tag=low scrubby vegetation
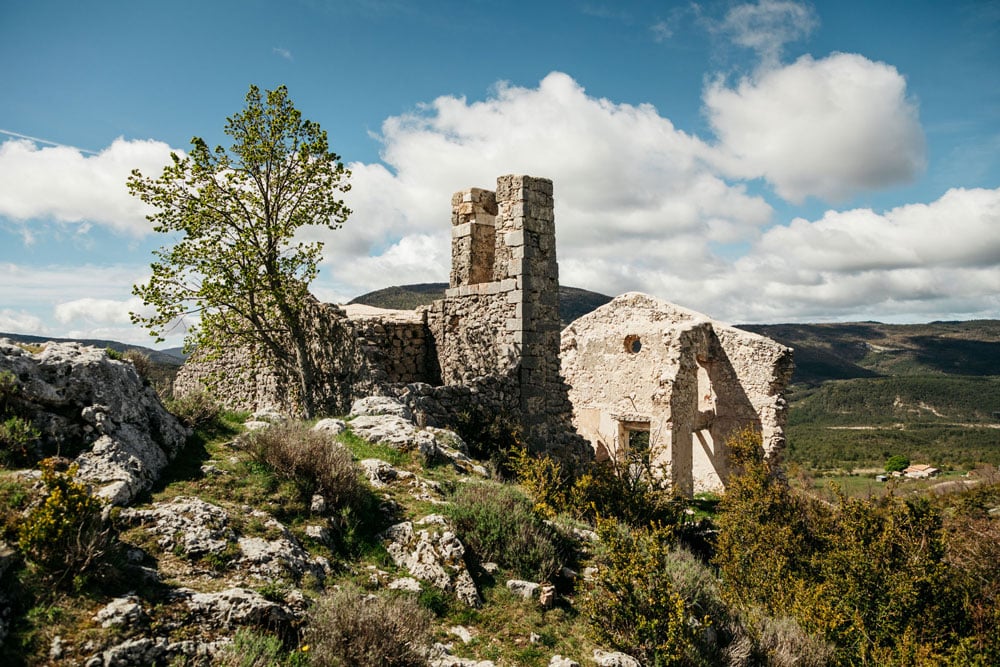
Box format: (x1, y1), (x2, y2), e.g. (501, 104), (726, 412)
(305, 587), (433, 667)
(17, 459), (113, 588)
(445, 483), (564, 582)
(243, 423), (364, 508)
(0, 389), (997, 665)
(165, 389), (222, 428)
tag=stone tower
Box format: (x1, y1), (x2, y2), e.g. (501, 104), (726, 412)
(429, 174), (564, 448)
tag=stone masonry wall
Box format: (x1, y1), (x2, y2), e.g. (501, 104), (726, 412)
(174, 297), (378, 417)
(428, 175), (570, 450)
(345, 305), (440, 386)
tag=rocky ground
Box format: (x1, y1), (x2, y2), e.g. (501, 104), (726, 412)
(0, 340), (640, 666)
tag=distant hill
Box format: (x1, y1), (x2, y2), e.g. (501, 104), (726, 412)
(736, 321), (1000, 469)
(349, 283), (613, 327)
(0, 332), (186, 367)
(738, 320), (1000, 385)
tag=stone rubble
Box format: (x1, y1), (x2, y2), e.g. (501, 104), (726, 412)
(549, 656), (581, 667)
(120, 496), (236, 559)
(311, 417), (347, 435)
(183, 587), (296, 629)
(350, 395), (414, 420)
(348, 414), (439, 457)
(506, 579), (541, 599)
(94, 596), (147, 629)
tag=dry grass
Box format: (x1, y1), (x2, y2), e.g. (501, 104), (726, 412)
(306, 587), (432, 667)
(244, 423), (363, 508)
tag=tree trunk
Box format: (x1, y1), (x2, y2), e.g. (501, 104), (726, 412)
(290, 326), (316, 420)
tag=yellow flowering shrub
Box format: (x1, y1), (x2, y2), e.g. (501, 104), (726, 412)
(585, 518), (711, 666)
(18, 458), (109, 583)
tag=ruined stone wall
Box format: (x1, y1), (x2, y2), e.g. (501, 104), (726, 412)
(428, 175), (572, 450)
(345, 305), (439, 387)
(560, 292), (793, 495)
(714, 327), (795, 462)
(174, 297), (378, 417)
(172, 345), (283, 414)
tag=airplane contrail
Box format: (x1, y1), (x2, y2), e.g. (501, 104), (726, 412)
(0, 128), (99, 155)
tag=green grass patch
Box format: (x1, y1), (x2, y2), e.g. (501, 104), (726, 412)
(337, 427), (410, 467)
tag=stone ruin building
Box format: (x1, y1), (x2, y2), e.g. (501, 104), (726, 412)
(561, 293), (793, 495)
(174, 174), (793, 494)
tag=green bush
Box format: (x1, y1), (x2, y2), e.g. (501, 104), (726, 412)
(244, 423), (363, 508)
(0, 416), (40, 466)
(122, 349), (153, 381)
(0, 370), (18, 414)
(449, 406), (522, 478)
(511, 445), (682, 527)
(216, 628), (308, 667)
(305, 587), (432, 667)
(723, 614), (835, 667)
(885, 454), (910, 473)
(18, 458), (111, 586)
(445, 482), (563, 581)
(715, 428), (978, 663)
(508, 446), (573, 519)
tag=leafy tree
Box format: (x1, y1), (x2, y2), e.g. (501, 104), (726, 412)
(885, 454), (910, 473)
(129, 85), (351, 418)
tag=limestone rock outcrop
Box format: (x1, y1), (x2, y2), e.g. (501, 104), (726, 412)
(382, 514), (481, 607)
(0, 339), (188, 504)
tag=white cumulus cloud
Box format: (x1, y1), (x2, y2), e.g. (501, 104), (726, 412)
(0, 309), (47, 335)
(0, 136), (176, 236)
(318, 71), (773, 300)
(722, 187), (1000, 321)
(54, 296), (146, 326)
(704, 53), (926, 203)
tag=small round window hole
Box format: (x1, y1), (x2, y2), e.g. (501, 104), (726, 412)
(624, 335), (642, 354)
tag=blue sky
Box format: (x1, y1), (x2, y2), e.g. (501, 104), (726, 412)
(1, 0), (998, 348)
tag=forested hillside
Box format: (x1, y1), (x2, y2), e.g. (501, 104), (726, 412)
(740, 321), (1000, 469)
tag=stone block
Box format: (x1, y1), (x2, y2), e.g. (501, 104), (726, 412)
(523, 215), (554, 234)
(499, 278), (518, 292)
(452, 222), (472, 237)
(504, 230), (524, 247)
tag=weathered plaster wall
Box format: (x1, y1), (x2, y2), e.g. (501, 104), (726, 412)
(561, 292), (793, 494)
